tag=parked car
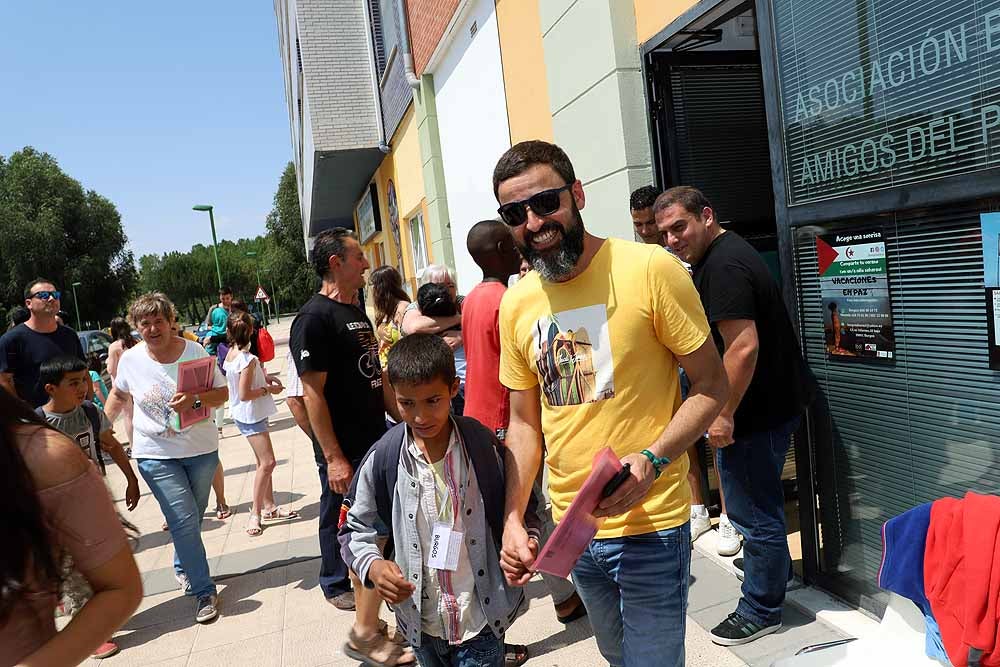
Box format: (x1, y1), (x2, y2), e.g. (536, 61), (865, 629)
(78, 329), (113, 387)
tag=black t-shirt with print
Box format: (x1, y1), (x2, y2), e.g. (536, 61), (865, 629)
(289, 294), (386, 459)
(692, 231), (811, 436)
(0, 323), (85, 407)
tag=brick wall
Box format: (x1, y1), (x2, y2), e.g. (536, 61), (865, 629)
(406, 0), (460, 74)
(295, 0), (381, 151)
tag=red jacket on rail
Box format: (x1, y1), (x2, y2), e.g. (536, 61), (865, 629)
(925, 491), (1000, 667)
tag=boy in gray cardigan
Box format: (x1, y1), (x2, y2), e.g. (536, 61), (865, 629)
(339, 334), (539, 667)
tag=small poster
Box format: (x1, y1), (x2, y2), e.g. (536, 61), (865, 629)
(816, 229), (895, 360)
(980, 213), (1000, 370)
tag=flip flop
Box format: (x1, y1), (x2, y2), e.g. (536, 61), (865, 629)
(215, 504), (233, 520)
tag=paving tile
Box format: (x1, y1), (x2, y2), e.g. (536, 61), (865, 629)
(688, 554), (743, 613)
(102, 617), (200, 666)
(191, 569), (287, 652)
(282, 618), (353, 667)
(283, 559), (330, 630)
(188, 630), (283, 667)
(124, 588), (195, 632)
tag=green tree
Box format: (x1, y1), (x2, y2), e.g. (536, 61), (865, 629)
(263, 162), (315, 310)
(0, 147), (137, 328)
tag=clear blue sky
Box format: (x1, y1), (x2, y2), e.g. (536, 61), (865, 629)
(0, 2), (292, 259)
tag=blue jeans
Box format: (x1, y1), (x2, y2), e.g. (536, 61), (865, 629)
(137, 450), (219, 599)
(412, 627), (503, 667)
(572, 523), (691, 667)
(715, 416), (799, 626)
(313, 435), (361, 598)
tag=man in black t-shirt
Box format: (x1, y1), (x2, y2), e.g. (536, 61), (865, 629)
(657, 187), (811, 647)
(289, 227), (409, 662)
(0, 278), (87, 407)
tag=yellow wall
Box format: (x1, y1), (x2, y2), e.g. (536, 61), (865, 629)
(361, 105), (428, 292)
(496, 0), (553, 143)
(634, 0), (697, 45)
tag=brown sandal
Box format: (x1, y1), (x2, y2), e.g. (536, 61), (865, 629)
(343, 627), (415, 666)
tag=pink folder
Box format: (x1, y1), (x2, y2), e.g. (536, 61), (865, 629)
(174, 357), (215, 430)
(532, 447), (624, 579)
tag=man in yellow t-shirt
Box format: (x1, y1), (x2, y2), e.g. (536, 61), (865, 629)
(493, 141), (729, 667)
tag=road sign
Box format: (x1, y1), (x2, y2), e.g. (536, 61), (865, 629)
(254, 286), (269, 301)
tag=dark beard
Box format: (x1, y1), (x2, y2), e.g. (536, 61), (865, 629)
(516, 205), (586, 282)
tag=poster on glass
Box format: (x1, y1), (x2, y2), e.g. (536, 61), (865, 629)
(980, 213), (1000, 370)
(816, 229), (895, 360)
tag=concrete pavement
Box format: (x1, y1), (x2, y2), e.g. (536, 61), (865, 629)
(88, 319), (845, 666)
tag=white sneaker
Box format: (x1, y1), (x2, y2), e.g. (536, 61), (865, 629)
(690, 511), (712, 542)
(717, 516), (743, 557)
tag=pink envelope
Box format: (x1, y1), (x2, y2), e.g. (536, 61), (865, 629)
(532, 447), (624, 579)
(175, 357), (215, 430)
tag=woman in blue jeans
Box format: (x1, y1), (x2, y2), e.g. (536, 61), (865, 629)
(106, 292), (228, 625)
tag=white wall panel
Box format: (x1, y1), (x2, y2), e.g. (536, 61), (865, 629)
(432, 0), (511, 295)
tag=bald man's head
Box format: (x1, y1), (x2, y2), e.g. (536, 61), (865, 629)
(467, 219), (522, 279)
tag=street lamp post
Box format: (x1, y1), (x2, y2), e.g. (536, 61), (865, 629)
(245, 251), (268, 326)
(71, 282), (82, 331)
(193, 205), (223, 290)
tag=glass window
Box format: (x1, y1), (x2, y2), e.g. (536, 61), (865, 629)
(409, 212), (429, 277)
(772, 0), (1000, 206)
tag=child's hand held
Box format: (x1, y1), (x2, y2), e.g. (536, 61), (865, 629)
(369, 560), (415, 604)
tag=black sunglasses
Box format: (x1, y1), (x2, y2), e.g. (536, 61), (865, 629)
(497, 184), (572, 227)
(30, 290), (61, 301)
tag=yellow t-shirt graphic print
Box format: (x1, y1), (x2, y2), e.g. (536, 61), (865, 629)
(500, 239), (710, 538)
(535, 304), (615, 406)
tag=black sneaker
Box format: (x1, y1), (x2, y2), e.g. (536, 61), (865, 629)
(195, 594), (219, 623)
(710, 611), (781, 646)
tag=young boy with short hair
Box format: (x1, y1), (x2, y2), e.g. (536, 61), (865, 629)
(38, 355), (141, 659)
(339, 334), (538, 667)
(38, 355), (140, 508)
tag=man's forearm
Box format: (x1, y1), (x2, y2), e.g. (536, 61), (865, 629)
(720, 343), (757, 418)
(303, 391), (345, 462)
(502, 421), (542, 523)
(648, 372), (728, 462)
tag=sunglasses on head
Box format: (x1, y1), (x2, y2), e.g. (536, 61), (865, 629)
(30, 290), (61, 301)
(497, 184), (572, 227)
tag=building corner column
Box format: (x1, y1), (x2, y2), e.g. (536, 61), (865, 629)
(413, 74), (455, 270)
(539, 0), (653, 240)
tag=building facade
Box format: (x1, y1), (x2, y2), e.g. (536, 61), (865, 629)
(276, 0), (1000, 617)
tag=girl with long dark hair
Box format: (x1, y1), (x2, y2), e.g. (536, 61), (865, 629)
(369, 265), (411, 369)
(0, 388), (142, 665)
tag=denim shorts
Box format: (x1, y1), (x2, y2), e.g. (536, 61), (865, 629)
(235, 418), (269, 436)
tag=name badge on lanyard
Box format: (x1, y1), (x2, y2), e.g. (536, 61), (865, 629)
(427, 522), (463, 571)
(426, 446), (464, 572)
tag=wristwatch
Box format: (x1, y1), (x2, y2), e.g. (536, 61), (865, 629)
(192, 394), (203, 410)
